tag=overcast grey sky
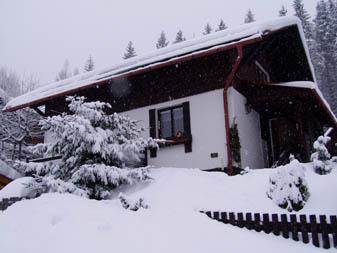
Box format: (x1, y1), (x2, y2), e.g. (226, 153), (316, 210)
(0, 0), (318, 85)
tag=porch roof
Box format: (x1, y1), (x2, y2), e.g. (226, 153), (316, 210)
(235, 81), (337, 128)
(4, 17), (312, 112)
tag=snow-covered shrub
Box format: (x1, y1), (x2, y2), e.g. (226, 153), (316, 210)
(119, 193), (149, 211)
(267, 159), (310, 212)
(311, 135), (332, 175)
(19, 96), (158, 199)
(240, 166), (251, 175)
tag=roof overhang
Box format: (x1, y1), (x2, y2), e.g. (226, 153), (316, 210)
(235, 81), (337, 128)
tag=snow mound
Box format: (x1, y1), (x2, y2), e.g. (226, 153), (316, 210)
(0, 177), (34, 200)
(0, 167), (336, 253)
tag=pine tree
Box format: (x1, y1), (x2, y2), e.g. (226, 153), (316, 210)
(279, 5), (288, 16)
(244, 9), (255, 23)
(293, 0), (313, 39)
(173, 30), (186, 44)
(84, 55), (95, 72)
(19, 96), (158, 199)
(56, 60), (72, 81)
(123, 41), (137, 59)
(216, 19), (227, 31)
(314, 0), (337, 113)
(156, 31), (169, 49)
(203, 23), (213, 35)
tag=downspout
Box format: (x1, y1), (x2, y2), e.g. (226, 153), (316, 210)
(223, 45), (243, 175)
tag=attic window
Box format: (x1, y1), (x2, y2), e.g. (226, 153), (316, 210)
(255, 61), (270, 82)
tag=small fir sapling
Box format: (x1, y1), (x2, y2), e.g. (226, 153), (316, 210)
(19, 96), (158, 199)
(267, 158), (310, 212)
(311, 135), (332, 175)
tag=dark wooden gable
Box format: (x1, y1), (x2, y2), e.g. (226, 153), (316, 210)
(46, 48), (237, 115)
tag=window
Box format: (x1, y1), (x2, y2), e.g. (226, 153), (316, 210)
(158, 105), (185, 139)
(148, 102), (192, 157)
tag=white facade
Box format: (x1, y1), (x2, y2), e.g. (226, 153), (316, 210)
(43, 88), (265, 170)
(121, 89), (228, 170)
(228, 87), (265, 169)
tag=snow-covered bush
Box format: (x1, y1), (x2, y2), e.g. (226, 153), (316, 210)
(18, 96), (157, 199)
(119, 193), (149, 211)
(267, 159), (310, 212)
(240, 166), (251, 175)
(311, 135), (332, 175)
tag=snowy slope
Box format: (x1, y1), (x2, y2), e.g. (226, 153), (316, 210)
(0, 166), (336, 253)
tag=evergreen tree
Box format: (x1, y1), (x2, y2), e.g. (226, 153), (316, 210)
(123, 41), (137, 59)
(314, 0), (337, 113)
(156, 31), (169, 49)
(279, 5), (288, 16)
(311, 135), (333, 174)
(84, 55), (95, 72)
(293, 0), (313, 39)
(173, 30), (186, 44)
(56, 60), (72, 81)
(216, 19), (227, 31)
(244, 9), (255, 23)
(19, 96), (158, 199)
(203, 23), (213, 35)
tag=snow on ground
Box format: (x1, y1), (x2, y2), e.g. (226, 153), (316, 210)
(0, 166), (336, 253)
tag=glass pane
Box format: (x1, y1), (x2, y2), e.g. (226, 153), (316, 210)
(160, 110), (172, 138)
(173, 107), (184, 137)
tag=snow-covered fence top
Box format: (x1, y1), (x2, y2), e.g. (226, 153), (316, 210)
(201, 210), (337, 250)
(4, 17), (310, 112)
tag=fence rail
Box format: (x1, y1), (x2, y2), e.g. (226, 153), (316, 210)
(201, 210), (337, 249)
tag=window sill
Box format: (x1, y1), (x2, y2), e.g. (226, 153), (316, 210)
(160, 136), (192, 147)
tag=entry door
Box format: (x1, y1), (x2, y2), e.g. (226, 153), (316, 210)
(269, 118), (300, 165)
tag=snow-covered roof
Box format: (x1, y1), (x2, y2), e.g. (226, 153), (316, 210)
(4, 16), (311, 112)
(273, 81), (337, 124)
(0, 160), (21, 180)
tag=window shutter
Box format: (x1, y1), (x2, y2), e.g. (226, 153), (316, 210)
(182, 102), (192, 153)
(149, 109), (157, 157)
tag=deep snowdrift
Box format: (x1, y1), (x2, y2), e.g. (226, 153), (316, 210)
(0, 167), (336, 253)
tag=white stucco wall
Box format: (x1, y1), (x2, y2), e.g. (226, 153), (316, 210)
(120, 89), (228, 170)
(228, 87), (264, 169)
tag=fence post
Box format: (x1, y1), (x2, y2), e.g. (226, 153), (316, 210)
(229, 212), (236, 226)
(272, 214), (280, 236)
(320, 215), (331, 249)
(309, 215), (320, 248)
(246, 213), (253, 230)
(254, 213), (261, 232)
(299, 215), (309, 244)
(221, 212), (228, 224)
(213, 212), (219, 220)
(237, 213), (244, 228)
(290, 214), (299, 241)
(262, 213), (271, 234)
(330, 216), (337, 248)
(280, 214), (289, 239)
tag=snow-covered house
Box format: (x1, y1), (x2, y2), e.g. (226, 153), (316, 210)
(4, 17), (337, 173)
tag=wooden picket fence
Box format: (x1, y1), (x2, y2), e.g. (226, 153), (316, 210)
(201, 210), (337, 249)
